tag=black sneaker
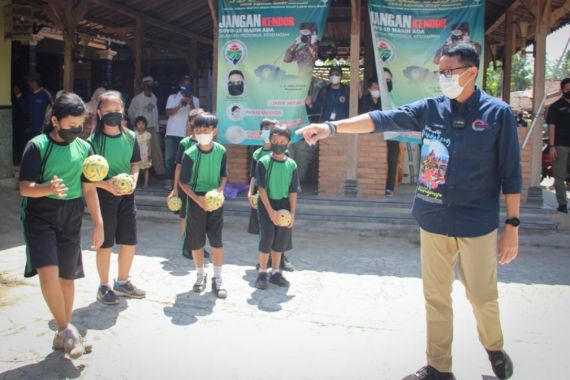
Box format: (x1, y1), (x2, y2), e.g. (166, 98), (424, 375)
(487, 350), (513, 379)
(254, 272), (269, 289)
(193, 273), (207, 293)
(96, 285), (119, 305)
(557, 204), (568, 213)
(182, 249), (193, 260)
(269, 272), (290, 287)
(403, 366), (456, 380)
(280, 254), (295, 272)
(212, 277), (227, 299)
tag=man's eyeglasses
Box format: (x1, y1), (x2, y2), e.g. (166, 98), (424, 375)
(434, 66), (472, 78)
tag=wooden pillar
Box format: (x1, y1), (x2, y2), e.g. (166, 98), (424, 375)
(529, 0), (551, 188)
(62, 35), (74, 91)
(483, 40), (491, 91)
(344, 0), (361, 197)
(363, 12), (374, 83)
(96, 49), (117, 88)
(208, 0), (218, 112)
(133, 17), (143, 95)
(46, 0), (89, 91)
(502, 9), (514, 103)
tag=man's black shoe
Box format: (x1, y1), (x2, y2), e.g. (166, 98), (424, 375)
(182, 249), (193, 260)
(269, 272), (290, 287)
(557, 204), (568, 213)
(487, 350), (513, 379)
(402, 365), (456, 380)
(204, 249), (211, 259)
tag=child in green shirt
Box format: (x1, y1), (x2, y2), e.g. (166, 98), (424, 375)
(179, 113), (229, 298)
(254, 125), (300, 289)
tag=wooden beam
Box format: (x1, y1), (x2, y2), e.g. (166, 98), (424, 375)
(486, 0), (520, 36)
(47, 0), (89, 91)
(552, 0), (570, 24)
(529, 0), (548, 187)
(345, 0), (361, 189)
(208, 0), (218, 112)
(89, 0), (212, 45)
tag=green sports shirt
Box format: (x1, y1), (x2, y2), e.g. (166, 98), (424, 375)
(176, 136), (197, 165)
(180, 142), (228, 194)
(256, 155), (300, 200)
(87, 129), (141, 178)
(19, 134), (91, 200)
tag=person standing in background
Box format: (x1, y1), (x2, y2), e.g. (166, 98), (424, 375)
(128, 76), (165, 178)
(164, 76), (200, 190)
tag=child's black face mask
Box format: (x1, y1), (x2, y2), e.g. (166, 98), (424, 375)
(228, 81), (244, 96)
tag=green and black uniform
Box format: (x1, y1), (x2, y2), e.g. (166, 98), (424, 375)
(248, 147), (272, 234)
(175, 136), (197, 219)
(87, 128), (141, 248)
(256, 155), (300, 253)
(20, 134), (92, 279)
(180, 142), (227, 250)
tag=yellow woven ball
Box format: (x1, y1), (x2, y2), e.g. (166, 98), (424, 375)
(82, 155), (109, 182)
(167, 196), (182, 212)
(112, 173), (135, 193)
(205, 190), (224, 211)
(275, 209), (292, 227)
(251, 193), (259, 209)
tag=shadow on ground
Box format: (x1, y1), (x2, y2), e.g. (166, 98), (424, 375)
(0, 351), (85, 380)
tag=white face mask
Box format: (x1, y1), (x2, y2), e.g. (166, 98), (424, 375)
(260, 130), (270, 144)
(439, 74), (465, 99)
(330, 75), (341, 85)
(196, 132), (214, 145)
(370, 90), (380, 98)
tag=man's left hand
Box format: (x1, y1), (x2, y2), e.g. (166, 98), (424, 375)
(498, 226), (519, 265)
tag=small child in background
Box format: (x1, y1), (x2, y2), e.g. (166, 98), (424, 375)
(135, 116), (152, 188)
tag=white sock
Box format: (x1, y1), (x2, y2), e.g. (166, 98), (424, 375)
(101, 283), (112, 288)
(117, 279), (129, 285)
(196, 267), (205, 275)
(259, 268), (268, 273)
(214, 266), (222, 278)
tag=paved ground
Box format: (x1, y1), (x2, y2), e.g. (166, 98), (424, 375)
(0, 187), (569, 380)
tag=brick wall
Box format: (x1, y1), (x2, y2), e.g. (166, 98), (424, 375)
(318, 135), (348, 197)
(357, 133), (388, 199)
(316, 134), (389, 199)
(226, 145), (249, 184)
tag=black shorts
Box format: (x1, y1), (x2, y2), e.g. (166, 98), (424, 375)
(21, 197), (85, 280)
(248, 207), (259, 235)
(184, 196), (223, 251)
(179, 191), (188, 219)
(258, 198), (293, 253)
(97, 188), (137, 248)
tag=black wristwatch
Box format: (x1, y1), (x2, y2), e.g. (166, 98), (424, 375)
(505, 217), (520, 227)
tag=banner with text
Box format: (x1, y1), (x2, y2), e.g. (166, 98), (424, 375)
(368, 0), (485, 143)
(216, 0), (330, 145)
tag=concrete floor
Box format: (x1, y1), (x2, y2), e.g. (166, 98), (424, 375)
(0, 188), (569, 380)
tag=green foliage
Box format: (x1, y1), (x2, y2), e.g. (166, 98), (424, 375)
(547, 50), (570, 80)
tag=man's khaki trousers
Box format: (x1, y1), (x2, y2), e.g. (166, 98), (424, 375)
(420, 228), (504, 372)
